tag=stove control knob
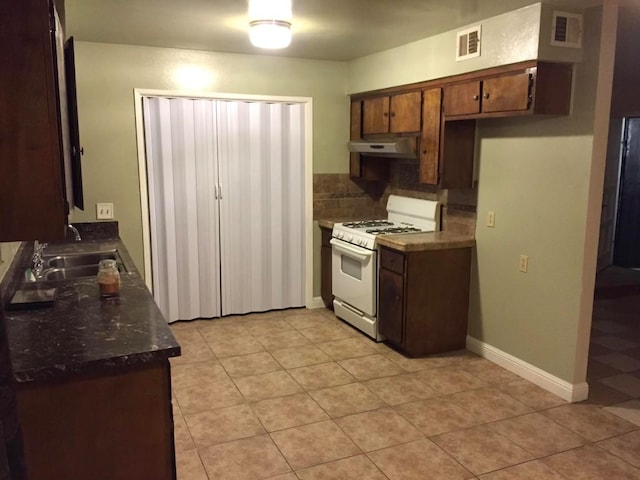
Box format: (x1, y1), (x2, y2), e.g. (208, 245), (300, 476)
(337, 232), (343, 239)
(346, 234), (353, 242)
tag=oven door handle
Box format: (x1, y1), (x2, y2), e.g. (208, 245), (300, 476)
(330, 238), (373, 262)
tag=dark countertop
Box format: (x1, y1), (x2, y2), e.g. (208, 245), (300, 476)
(3, 230), (180, 384)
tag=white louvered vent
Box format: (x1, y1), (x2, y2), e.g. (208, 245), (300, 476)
(551, 11), (583, 48)
(456, 25), (481, 61)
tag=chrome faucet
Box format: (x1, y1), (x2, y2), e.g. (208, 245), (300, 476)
(32, 240), (47, 279)
(67, 224), (82, 241)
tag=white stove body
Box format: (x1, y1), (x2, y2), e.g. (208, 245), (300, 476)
(331, 195), (441, 341)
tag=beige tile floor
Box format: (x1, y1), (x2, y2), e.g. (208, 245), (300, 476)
(170, 279), (640, 479)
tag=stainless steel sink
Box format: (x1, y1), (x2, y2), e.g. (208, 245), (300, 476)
(28, 249), (128, 282)
(43, 265), (103, 281)
(45, 250), (120, 269)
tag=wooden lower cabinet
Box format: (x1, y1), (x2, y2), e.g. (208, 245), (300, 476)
(17, 361), (176, 480)
(378, 246), (472, 357)
(320, 226), (334, 309)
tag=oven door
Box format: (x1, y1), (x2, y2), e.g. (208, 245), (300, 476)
(330, 238), (377, 317)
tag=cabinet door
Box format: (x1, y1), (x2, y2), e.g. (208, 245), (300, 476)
(320, 227), (333, 309)
(482, 73), (531, 113)
(349, 100), (363, 177)
(443, 81), (481, 116)
(0, 0), (67, 241)
(389, 91), (421, 133)
(419, 88), (442, 185)
(378, 268), (405, 347)
(362, 97), (390, 135)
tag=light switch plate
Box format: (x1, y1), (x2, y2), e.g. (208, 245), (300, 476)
(487, 210), (495, 228)
(96, 203), (114, 220)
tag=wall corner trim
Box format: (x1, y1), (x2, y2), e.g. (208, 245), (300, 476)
(466, 335), (589, 402)
(308, 297), (327, 310)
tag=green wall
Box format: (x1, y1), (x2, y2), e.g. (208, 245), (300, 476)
(469, 8), (603, 383)
(346, 5), (604, 384)
(347, 3), (542, 94)
(71, 42), (349, 276)
(70, 4), (611, 385)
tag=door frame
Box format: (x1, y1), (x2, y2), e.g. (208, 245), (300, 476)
(133, 89), (314, 309)
(597, 117), (625, 271)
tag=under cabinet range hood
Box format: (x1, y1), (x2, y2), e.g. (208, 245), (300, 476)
(348, 136), (418, 159)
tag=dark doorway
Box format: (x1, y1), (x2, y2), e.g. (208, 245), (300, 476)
(614, 117), (640, 267)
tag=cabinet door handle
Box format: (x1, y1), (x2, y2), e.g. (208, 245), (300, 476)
(383, 112), (389, 117)
(391, 112), (396, 117)
(473, 95), (479, 101)
(483, 92), (490, 99)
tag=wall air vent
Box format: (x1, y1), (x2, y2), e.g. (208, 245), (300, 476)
(456, 25), (481, 61)
(551, 11), (583, 48)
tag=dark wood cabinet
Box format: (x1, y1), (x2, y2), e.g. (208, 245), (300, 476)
(419, 88), (476, 188)
(17, 362), (176, 480)
(443, 62), (572, 119)
(320, 225), (334, 309)
(349, 100), (390, 182)
(349, 60), (572, 185)
(362, 91), (422, 135)
(378, 245), (472, 357)
(0, 0), (72, 241)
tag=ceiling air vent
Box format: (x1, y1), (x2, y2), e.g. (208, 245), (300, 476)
(456, 25), (481, 61)
(551, 11), (583, 48)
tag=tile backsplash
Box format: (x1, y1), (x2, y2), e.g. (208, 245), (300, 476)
(314, 159), (477, 235)
(0, 243), (21, 283)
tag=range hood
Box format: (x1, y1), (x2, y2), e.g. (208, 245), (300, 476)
(348, 136), (418, 159)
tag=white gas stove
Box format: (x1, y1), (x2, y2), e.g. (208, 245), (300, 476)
(330, 195), (441, 340)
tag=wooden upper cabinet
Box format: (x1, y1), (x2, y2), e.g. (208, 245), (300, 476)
(0, 0), (69, 241)
(443, 62), (572, 119)
(419, 88), (475, 188)
(482, 73), (531, 113)
(442, 82), (481, 116)
(419, 88), (443, 185)
(362, 96), (390, 135)
(350, 99), (390, 182)
(362, 91), (421, 135)
(389, 91), (422, 133)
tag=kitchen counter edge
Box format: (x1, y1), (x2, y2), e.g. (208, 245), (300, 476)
(3, 237), (180, 384)
(376, 231), (476, 252)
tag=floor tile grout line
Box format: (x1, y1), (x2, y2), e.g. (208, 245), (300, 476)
(172, 306), (640, 479)
(594, 438), (640, 471)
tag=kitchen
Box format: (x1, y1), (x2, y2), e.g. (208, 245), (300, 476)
(1, 0), (639, 479)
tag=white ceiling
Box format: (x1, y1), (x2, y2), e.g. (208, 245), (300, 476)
(66, 0), (604, 61)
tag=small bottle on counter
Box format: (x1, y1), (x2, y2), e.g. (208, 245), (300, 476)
(97, 259), (120, 298)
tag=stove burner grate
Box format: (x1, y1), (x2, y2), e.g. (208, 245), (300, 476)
(366, 227), (423, 235)
(342, 219), (394, 228)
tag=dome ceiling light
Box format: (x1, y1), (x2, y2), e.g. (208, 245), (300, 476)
(248, 0), (292, 49)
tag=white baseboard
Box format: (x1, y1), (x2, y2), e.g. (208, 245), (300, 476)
(466, 336), (589, 403)
(307, 296), (327, 310)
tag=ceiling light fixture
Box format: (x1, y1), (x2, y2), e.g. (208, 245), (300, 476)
(248, 0), (292, 49)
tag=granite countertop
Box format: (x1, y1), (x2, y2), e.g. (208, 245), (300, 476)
(376, 231), (476, 252)
(3, 234), (180, 384)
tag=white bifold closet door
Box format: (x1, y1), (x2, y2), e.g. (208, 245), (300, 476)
(142, 96), (305, 323)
